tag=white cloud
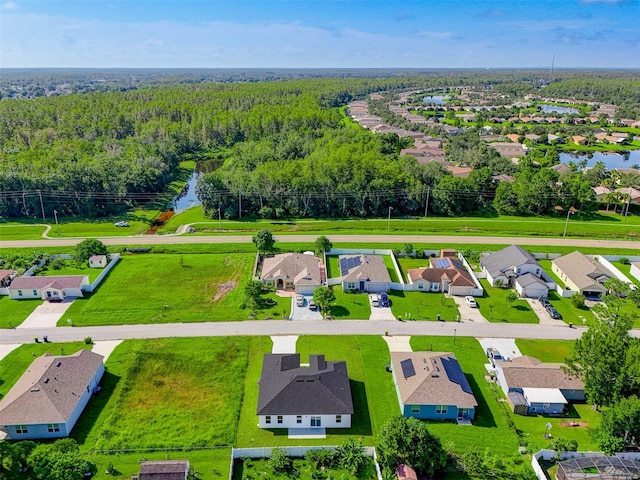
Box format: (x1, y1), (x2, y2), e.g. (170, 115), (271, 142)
(418, 30), (453, 39)
(2, 1), (18, 10)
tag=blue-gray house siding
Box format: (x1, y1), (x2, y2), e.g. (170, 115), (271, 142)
(402, 403), (475, 421)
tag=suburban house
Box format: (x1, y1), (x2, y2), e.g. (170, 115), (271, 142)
(480, 245), (554, 296)
(631, 262), (640, 283)
(89, 255), (108, 268)
(7, 275), (90, 300)
(390, 351), (477, 422)
(552, 251), (613, 298)
(407, 255), (478, 296)
(487, 142), (527, 158)
(260, 252), (323, 294)
(494, 355), (585, 415)
(339, 254), (391, 293)
(0, 349), (104, 440)
(0, 269), (13, 288)
(137, 461), (190, 480)
(257, 354), (353, 430)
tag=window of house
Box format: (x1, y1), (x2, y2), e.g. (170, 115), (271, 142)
(418, 283), (424, 290)
(346, 282), (356, 290)
(411, 405), (420, 414)
(16, 425), (28, 434)
(18, 290), (23, 297)
(435, 405), (447, 415)
(33, 290), (38, 296)
(296, 416), (302, 424)
(336, 415), (342, 423)
(277, 416), (283, 424)
(265, 416), (271, 424)
(47, 424), (60, 433)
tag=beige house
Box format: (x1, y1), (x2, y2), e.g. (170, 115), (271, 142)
(552, 251), (613, 298)
(260, 253), (323, 294)
(8, 275), (89, 300)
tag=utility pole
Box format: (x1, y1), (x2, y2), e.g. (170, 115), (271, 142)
(53, 209), (60, 235)
(424, 186), (430, 217)
(218, 207), (222, 232)
(238, 192), (242, 220)
(38, 190), (46, 223)
(387, 206), (393, 232)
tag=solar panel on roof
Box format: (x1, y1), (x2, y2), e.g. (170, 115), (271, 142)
(441, 357), (473, 394)
(400, 359), (416, 379)
(340, 256), (361, 276)
(434, 258), (449, 269)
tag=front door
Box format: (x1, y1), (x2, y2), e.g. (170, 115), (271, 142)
(310, 416), (321, 427)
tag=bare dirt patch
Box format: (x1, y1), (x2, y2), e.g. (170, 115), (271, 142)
(210, 279), (238, 302)
(559, 421), (589, 428)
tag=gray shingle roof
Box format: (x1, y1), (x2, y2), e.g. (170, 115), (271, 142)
(515, 272), (548, 288)
(552, 251), (612, 291)
(499, 355), (584, 390)
(481, 245), (540, 279)
(391, 352), (478, 409)
(257, 354), (353, 415)
(0, 349), (104, 425)
(339, 254), (391, 284)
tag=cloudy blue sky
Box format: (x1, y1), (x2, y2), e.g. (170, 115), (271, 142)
(1, 0), (638, 68)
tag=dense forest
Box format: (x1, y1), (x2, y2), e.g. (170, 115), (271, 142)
(0, 71), (638, 219)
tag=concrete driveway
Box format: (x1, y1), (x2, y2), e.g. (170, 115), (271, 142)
(477, 338), (522, 361)
(290, 295), (323, 321)
(369, 305), (395, 321)
(18, 298), (75, 329)
(382, 335), (412, 352)
(271, 335), (298, 353)
(526, 298), (567, 327)
(451, 296), (488, 323)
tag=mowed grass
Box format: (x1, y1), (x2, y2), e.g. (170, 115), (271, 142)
(477, 279), (539, 324)
(61, 253), (282, 326)
(37, 261), (102, 282)
(0, 343), (91, 397)
(615, 261), (640, 288)
(235, 335), (399, 448)
(80, 337), (249, 450)
(396, 257), (433, 282)
(0, 223), (47, 240)
(91, 449), (231, 480)
(389, 291), (460, 321)
(409, 336), (520, 457)
(326, 255), (341, 279)
(330, 287), (372, 319)
(0, 296), (42, 328)
(383, 255), (400, 283)
(515, 339), (574, 363)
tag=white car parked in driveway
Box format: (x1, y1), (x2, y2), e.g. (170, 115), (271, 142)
(465, 296), (477, 308)
(369, 294), (379, 307)
(296, 295), (305, 307)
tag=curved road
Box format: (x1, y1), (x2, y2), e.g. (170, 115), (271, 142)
(2, 233), (640, 249)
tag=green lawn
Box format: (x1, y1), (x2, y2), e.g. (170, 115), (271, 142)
(77, 337), (249, 451)
(0, 342), (92, 397)
(0, 296), (41, 329)
(477, 279), (539, 324)
(615, 261), (640, 288)
(61, 253), (287, 325)
(383, 255), (400, 283)
(330, 286), (372, 319)
(0, 223), (47, 240)
(90, 449), (231, 480)
(515, 339), (574, 363)
(396, 257), (434, 282)
(36, 260), (103, 282)
(232, 457), (376, 480)
(389, 291), (460, 321)
(325, 255), (341, 279)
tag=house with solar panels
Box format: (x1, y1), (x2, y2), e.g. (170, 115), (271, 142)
(407, 256), (480, 296)
(390, 351), (477, 423)
(338, 254), (391, 293)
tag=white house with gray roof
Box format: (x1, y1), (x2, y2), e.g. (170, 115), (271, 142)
(257, 354), (353, 430)
(0, 349), (104, 440)
(481, 245), (554, 296)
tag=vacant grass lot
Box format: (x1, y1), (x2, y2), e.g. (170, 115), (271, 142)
(0, 296), (42, 328)
(330, 287), (372, 319)
(79, 337), (249, 451)
(478, 279), (539, 324)
(0, 342), (91, 397)
(0, 223), (47, 240)
(61, 253), (288, 325)
(389, 291), (460, 321)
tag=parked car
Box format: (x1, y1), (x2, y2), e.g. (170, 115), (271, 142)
(546, 305), (562, 319)
(369, 294), (379, 307)
(538, 296), (550, 307)
(379, 293), (390, 307)
(465, 296), (478, 308)
(308, 299), (316, 310)
(114, 221), (129, 227)
(486, 347), (504, 361)
(296, 295), (304, 307)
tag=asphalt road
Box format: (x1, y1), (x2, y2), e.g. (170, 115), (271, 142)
(2, 233), (640, 248)
(5, 319), (639, 345)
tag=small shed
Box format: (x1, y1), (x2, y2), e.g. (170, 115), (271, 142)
(89, 255), (108, 268)
(507, 391), (528, 416)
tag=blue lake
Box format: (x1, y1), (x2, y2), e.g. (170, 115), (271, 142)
(540, 104), (578, 115)
(423, 95), (449, 105)
(559, 150), (640, 170)
(172, 171), (202, 212)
